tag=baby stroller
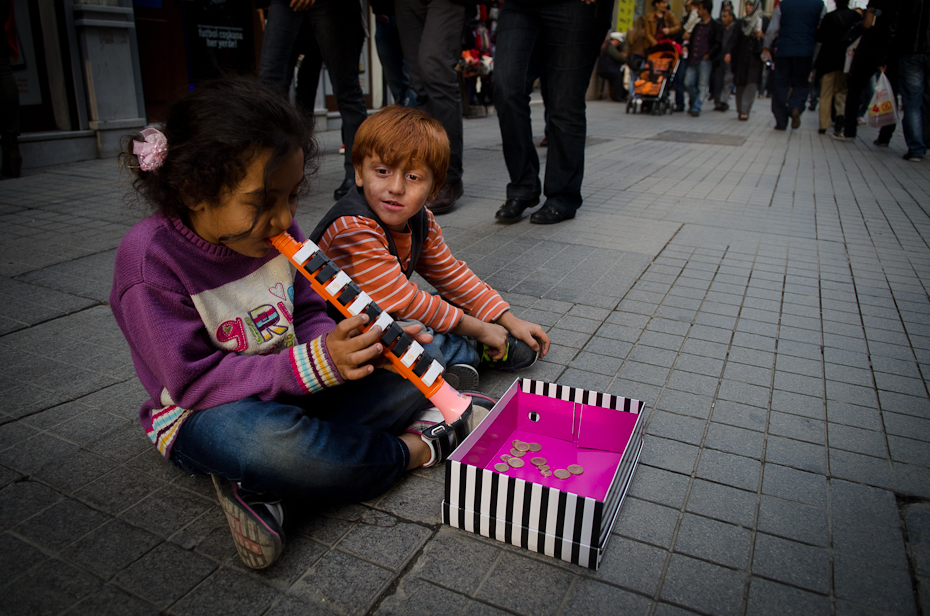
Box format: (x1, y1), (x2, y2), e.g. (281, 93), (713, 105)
(626, 41), (680, 115)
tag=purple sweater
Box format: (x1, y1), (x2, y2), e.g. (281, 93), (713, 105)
(110, 214), (343, 457)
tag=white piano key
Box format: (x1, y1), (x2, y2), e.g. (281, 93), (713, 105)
(347, 292), (372, 316)
(325, 271), (351, 296)
(421, 360), (444, 387)
(293, 241), (320, 265)
(400, 341), (424, 367)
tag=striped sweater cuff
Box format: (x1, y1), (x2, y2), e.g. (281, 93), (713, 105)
(291, 335), (343, 394)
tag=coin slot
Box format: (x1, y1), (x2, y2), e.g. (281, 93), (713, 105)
(528, 412), (540, 422)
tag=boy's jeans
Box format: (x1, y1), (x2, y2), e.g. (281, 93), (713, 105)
(684, 59), (712, 113)
(170, 366), (426, 504)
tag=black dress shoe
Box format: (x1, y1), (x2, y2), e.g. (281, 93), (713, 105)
(495, 197), (539, 223)
(530, 206), (574, 225)
(333, 177), (355, 200)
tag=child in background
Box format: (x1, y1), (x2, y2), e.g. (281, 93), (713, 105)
(110, 78), (478, 571)
(309, 106), (551, 391)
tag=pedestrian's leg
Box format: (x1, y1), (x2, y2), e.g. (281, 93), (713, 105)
(493, 3), (542, 202)
(833, 72), (847, 130)
(412, 0), (467, 185)
(258, 0), (305, 92)
(899, 55), (928, 156)
(685, 65), (698, 112)
(721, 67), (734, 108)
(819, 71), (836, 131)
(694, 59), (711, 113)
(536, 0), (608, 217)
(771, 59), (791, 129)
(309, 0), (369, 185)
(787, 56), (812, 120)
(743, 82), (758, 115)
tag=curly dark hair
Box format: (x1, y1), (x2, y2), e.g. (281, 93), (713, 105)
(120, 76), (318, 230)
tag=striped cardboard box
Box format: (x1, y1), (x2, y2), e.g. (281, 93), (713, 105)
(442, 379), (645, 569)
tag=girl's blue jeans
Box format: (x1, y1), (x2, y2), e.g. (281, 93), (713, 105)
(170, 367), (428, 504)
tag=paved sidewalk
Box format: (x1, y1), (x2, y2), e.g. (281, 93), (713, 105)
(1, 100), (929, 616)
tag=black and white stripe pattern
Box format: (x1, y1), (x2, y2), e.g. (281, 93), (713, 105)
(442, 379), (646, 570)
(520, 378), (644, 415)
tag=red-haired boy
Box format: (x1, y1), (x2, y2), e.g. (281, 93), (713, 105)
(310, 106), (550, 389)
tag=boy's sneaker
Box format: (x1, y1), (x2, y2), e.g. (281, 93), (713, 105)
(406, 406), (474, 467)
(212, 475), (285, 569)
(904, 152), (923, 162)
(444, 363), (479, 391)
(479, 336), (540, 371)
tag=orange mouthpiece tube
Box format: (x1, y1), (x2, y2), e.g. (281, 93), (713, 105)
(270, 232), (471, 424)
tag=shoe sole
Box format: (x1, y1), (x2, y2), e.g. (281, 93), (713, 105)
(212, 476), (283, 569)
(444, 364), (480, 391)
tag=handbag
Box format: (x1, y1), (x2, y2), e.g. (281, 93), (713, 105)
(867, 71), (898, 128)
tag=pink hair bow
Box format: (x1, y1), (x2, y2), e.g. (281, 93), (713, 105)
(133, 128), (168, 171)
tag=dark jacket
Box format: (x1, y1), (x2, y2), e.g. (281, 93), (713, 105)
(732, 16), (770, 85)
(815, 7), (862, 73)
(891, 0), (930, 56)
(775, 0), (825, 57)
(308, 187), (430, 281)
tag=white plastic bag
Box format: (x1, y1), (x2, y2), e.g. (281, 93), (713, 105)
(867, 71), (898, 128)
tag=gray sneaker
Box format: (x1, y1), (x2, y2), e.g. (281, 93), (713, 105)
(212, 475), (285, 569)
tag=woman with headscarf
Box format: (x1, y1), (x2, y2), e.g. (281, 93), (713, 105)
(730, 0), (769, 120)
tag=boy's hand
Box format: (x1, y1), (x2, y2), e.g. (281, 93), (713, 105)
(325, 314), (383, 381)
(474, 321), (510, 360)
(496, 312), (551, 359)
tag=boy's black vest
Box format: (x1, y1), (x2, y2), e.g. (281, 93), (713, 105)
(307, 186), (430, 280)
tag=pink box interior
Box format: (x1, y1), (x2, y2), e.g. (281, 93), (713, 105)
(455, 388), (639, 501)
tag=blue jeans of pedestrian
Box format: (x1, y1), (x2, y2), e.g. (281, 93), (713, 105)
(685, 59), (712, 113)
(375, 16), (418, 107)
(493, 0), (611, 216)
(771, 55), (813, 129)
(395, 0), (467, 185)
(258, 0), (367, 182)
(170, 366), (429, 504)
(899, 53), (930, 157)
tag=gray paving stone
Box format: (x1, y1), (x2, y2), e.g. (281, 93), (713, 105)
(765, 435), (827, 474)
(674, 513), (752, 568)
(659, 554), (745, 616)
(640, 436), (701, 475)
(475, 551), (574, 616)
(69, 585), (162, 616)
(408, 527), (499, 595)
(614, 496), (682, 549)
(595, 535), (669, 596)
(746, 577), (831, 616)
(0, 479), (62, 530)
(0, 558), (103, 616)
(646, 410), (707, 446)
(832, 515), (910, 569)
(761, 464), (826, 509)
(684, 478), (756, 528)
(829, 449), (896, 489)
(904, 502), (930, 577)
(375, 578), (470, 616)
(751, 532), (831, 594)
(768, 411), (825, 445)
(704, 422), (765, 459)
(833, 554), (917, 615)
(561, 576), (653, 616)
(696, 449), (761, 492)
(113, 542), (217, 609)
(757, 495), (829, 547)
(171, 568), (280, 616)
(710, 400), (767, 432)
